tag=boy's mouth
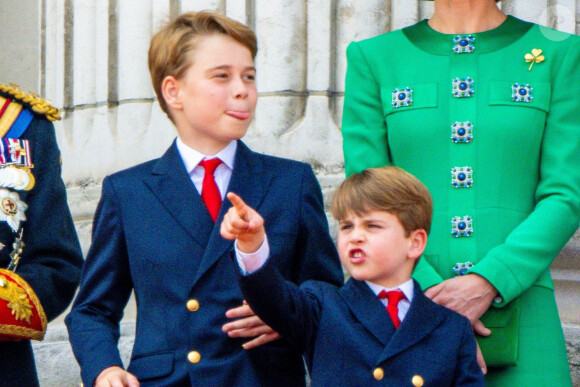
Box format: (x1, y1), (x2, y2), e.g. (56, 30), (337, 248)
(349, 248), (366, 264)
(225, 110), (251, 120)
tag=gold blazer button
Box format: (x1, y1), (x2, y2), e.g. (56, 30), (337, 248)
(188, 351), (201, 363)
(373, 367), (384, 381)
(412, 375), (424, 386)
(186, 299), (200, 312)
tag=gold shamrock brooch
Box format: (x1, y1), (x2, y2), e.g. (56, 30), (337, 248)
(525, 49), (545, 71)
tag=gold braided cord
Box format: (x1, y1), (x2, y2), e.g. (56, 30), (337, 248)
(0, 322), (45, 341)
(0, 84), (61, 121)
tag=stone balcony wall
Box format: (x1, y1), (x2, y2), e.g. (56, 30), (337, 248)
(6, 0), (576, 385)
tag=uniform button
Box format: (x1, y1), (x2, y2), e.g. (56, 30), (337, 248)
(412, 375), (424, 386)
(373, 367), (384, 381)
(187, 299), (200, 312)
(188, 351), (201, 363)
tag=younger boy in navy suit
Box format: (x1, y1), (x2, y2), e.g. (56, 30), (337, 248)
(222, 166), (485, 386)
(65, 11), (342, 387)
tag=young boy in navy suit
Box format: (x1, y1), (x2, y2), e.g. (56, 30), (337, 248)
(65, 11), (342, 387)
(222, 166), (485, 386)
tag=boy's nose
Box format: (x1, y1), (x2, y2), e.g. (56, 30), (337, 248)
(349, 227), (365, 242)
(232, 77), (249, 98)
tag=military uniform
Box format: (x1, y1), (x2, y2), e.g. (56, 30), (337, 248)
(0, 84), (83, 386)
(342, 16), (578, 385)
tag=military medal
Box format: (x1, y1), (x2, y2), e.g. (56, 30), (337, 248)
(0, 188), (27, 232)
(0, 138), (35, 191)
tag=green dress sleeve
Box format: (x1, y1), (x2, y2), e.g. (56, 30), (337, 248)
(342, 42), (391, 175)
(341, 40), (445, 289)
(470, 38), (580, 305)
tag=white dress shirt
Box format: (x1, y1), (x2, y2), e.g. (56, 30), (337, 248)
(366, 279), (414, 323)
(175, 137), (237, 199)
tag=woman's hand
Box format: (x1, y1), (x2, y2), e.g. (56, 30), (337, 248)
(424, 274), (497, 329)
(424, 274), (498, 374)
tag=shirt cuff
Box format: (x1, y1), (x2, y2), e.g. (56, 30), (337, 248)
(235, 235), (270, 275)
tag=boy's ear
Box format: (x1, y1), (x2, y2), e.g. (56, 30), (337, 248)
(408, 229), (427, 260)
(161, 75), (183, 111)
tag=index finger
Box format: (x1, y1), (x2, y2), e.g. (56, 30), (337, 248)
(227, 192), (248, 218)
(225, 302), (254, 319)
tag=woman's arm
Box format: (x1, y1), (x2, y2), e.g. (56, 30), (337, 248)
(341, 40), (445, 288)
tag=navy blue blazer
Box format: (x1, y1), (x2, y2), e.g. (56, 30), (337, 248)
(0, 115), (83, 387)
(65, 140), (343, 386)
(238, 258), (485, 386)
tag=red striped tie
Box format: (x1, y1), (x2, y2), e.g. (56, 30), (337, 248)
(199, 158), (222, 222)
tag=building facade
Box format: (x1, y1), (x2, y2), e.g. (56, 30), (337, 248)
(0, 0), (578, 385)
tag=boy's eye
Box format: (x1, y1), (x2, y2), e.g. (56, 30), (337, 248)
(368, 224), (382, 229)
(214, 73), (229, 79)
(339, 224), (352, 231)
(244, 74), (256, 81)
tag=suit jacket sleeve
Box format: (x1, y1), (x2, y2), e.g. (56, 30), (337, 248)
(14, 117), (83, 322)
(341, 41), (444, 290)
(291, 164), (343, 286)
(470, 38), (580, 305)
(65, 177), (133, 385)
(237, 255), (323, 355)
(453, 316), (485, 386)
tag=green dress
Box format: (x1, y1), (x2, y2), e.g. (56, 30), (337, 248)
(342, 16), (579, 385)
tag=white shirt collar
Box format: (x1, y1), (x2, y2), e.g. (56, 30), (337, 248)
(175, 138), (237, 174)
(365, 278), (414, 303)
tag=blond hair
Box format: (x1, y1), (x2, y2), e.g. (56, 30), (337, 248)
(332, 166), (433, 236)
(148, 11), (257, 118)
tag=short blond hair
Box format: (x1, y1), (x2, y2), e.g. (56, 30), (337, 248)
(332, 166), (433, 236)
(148, 11), (257, 118)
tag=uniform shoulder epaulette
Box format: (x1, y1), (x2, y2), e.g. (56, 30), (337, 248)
(0, 83), (61, 139)
(0, 83), (61, 122)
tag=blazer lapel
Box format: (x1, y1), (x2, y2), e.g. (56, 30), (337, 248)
(379, 279), (446, 362)
(143, 141), (214, 248)
(340, 279), (396, 346)
(192, 141), (270, 284)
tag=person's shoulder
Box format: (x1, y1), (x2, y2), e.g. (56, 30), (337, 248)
(251, 150), (307, 168)
(352, 21), (418, 51)
(107, 158), (159, 183)
(521, 18), (580, 51)
(247, 146), (313, 177)
(0, 83), (61, 139)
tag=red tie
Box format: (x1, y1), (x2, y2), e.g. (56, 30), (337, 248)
(199, 158), (223, 222)
(378, 290), (406, 329)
